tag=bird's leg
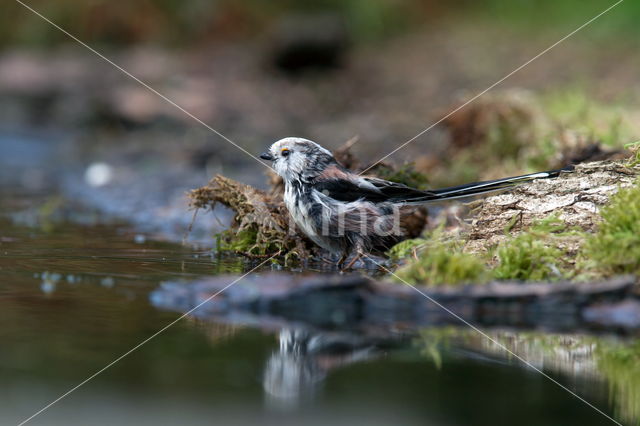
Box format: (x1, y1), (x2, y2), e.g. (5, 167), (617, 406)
(319, 256), (335, 265)
(342, 250), (363, 271)
(336, 252), (348, 268)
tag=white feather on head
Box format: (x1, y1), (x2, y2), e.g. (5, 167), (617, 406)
(268, 137), (334, 182)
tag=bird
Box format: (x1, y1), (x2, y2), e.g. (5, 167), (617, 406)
(260, 137), (569, 269)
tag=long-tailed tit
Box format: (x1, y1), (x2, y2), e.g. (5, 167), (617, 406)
(261, 137), (567, 268)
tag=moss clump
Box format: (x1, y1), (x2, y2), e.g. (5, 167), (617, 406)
(493, 233), (563, 281)
(392, 214), (590, 285)
(625, 141), (640, 167)
(386, 238), (428, 260)
(582, 179), (640, 275)
(492, 216), (575, 281)
(190, 175), (311, 259)
(217, 227), (267, 255)
(394, 234), (488, 286)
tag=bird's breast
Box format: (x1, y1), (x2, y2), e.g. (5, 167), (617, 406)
(284, 185), (315, 235)
(284, 184), (339, 252)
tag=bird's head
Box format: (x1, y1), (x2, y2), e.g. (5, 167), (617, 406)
(260, 137), (335, 183)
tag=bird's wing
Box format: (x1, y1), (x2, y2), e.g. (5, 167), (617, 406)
(312, 176), (436, 204)
(311, 178), (388, 203)
(361, 177), (437, 203)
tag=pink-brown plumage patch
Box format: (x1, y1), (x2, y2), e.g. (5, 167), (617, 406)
(317, 164), (353, 181)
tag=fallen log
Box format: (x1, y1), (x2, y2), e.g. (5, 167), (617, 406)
(464, 160), (639, 254)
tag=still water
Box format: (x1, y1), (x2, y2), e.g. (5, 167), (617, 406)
(1, 195), (638, 426)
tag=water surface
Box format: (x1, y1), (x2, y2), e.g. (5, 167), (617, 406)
(1, 194), (637, 426)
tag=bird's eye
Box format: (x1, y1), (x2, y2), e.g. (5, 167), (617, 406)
(281, 149), (290, 157)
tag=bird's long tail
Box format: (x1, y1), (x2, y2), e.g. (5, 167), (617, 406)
(422, 166), (573, 203)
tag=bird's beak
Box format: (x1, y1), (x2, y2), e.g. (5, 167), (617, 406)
(260, 152), (274, 161)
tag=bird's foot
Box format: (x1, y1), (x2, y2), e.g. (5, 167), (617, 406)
(341, 252), (363, 272)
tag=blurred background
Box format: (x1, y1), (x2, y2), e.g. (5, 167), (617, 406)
(2, 0), (639, 235)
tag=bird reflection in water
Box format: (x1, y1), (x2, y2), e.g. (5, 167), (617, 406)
(263, 329), (379, 410)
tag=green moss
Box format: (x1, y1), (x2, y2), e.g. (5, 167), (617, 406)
(493, 234), (563, 281)
(394, 233), (488, 286)
(625, 141), (640, 167)
(392, 216), (583, 285)
(493, 216), (574, 281)
(392, 187), (640, 284)
(218, 227), (258, 253)
(191, 175), (310, 261)
(386, 238), (428, 260)
(583, 180), (640, 275)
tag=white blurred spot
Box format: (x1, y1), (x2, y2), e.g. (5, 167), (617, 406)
(85, 162), (113, 187)
(134, 234), (146, 244)
(40, 271), (60, 295)
(101, 277), (115, 288)
(41, 281), (56, 295)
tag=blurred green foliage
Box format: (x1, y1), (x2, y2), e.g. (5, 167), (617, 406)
(542, 89), (635, 149)
(372, 162), (430, 190)
(475, 0), (640, 40)
(2, 0), (424, 48)
(4, 0), (639, 49)
(429, 87), (639, 189)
